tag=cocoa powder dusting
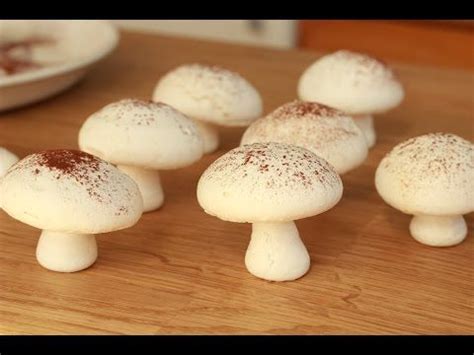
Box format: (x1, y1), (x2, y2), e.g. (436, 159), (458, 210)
(171, 63), (252, 101)
(243, 100), (360, 150)
(338, 50), (387, 68)
(336, 50), (391, 74)
(4, 150), (139, 218)
(17, 150), (112, 203)
(0, 37), (54, 76)
(189, 63), (240, 78)
(206, 142), (340, 190)
(273, 100), (341, 119)
(383, 133), (474, 183)
(97, 99), (198, 137)
(35, 150), (100, 177)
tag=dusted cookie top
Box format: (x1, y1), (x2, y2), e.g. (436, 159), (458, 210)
(79, 99), (203, 170)
(298, 50), (404, 115)
(241, 100), (368, 174)
(153, 63), (263, 127)
(375, 133), (474, 216)
(197, 142), (343, 223)
(0, 150), (143, 233)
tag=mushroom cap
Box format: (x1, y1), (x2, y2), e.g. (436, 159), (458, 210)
(0, 147), (19, 177)
(297, 50), (404, 115)
(0, 150), (143, 234)
(241, 100), (368, 174)
(152, 64), (263, 127)
(197, 142), (343, 223)
(375, 133), (474, 216)
(78, 99), (203, 170)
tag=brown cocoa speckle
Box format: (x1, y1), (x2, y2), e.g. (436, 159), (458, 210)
(334, 50), (395, 79)
(0, 37), (54, 76)
(381, 133), (473, 193)
(272, 100), (340, 119)
(162, 63), (258, 109)
(93, 98), (199, 137)
(27, 150), (99, 179)
(242, 100), (362, 154)
(115, 205), (129, 216)
(202, 142), (341, 192)
(10, 150), (116, 204)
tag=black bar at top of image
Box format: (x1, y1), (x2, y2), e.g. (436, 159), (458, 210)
(0, 335), (472, 355)
(1, 2), (474, 19)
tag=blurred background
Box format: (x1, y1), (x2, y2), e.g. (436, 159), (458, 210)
(114, 20), (474, 71)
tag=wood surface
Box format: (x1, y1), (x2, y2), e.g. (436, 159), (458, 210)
(0, 31), (472, 334)
(299, 20), (474, 71)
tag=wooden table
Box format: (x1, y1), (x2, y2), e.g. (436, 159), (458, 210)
(0, 31), (472, 335)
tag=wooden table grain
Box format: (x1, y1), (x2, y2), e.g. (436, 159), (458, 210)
(0, 31), (472, 335)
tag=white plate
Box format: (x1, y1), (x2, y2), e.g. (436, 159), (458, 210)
(0, 20), (119, 112)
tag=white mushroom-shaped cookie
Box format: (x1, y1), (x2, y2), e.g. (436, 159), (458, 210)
(0, 147), (19, 177)
(79, 99), (203, 212)
(241, 100), (368, 174)
(197, 142), (343, 281)
(152, 63), (263, 154)
(0, 147), (19, 208)
(0, 150), (143, 272)
(298, 50), (404, 148)
(375, 133), (473, 247)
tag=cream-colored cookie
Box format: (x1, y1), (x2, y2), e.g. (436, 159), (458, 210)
(197, 142), (343, 281)
(298, 50), (404, 147)
(241, 100), (368, 174)
(79, 98), (203, 212)
(375, 133), (473, 247)
(153, 64), (263, 153)
(0, 149), (143, 272)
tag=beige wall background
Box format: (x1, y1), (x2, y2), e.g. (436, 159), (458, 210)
(112, 20), (298, 49)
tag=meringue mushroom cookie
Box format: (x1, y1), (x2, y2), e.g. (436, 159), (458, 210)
(0, 147), (19, 208)
(0, 147), (19, 177)
(241, 100), (368, 174)
(152, 63), (263, 153)
(375, 133), (474, 247)
(197, 142), (343, 281)
(298, 50), (404, 115)
(0, 150), (143, 272)
(79, 99), (204, 212)
(297, 50), (405, 147)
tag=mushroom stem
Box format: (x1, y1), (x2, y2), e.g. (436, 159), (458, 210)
(245, 221), (310, 281)
(354, 115), (375, 148)
(194, 120), (219, 154)
(117, 165), (164, 212)
(409, 215), (467, 247)
(36, 231), (97, 272)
